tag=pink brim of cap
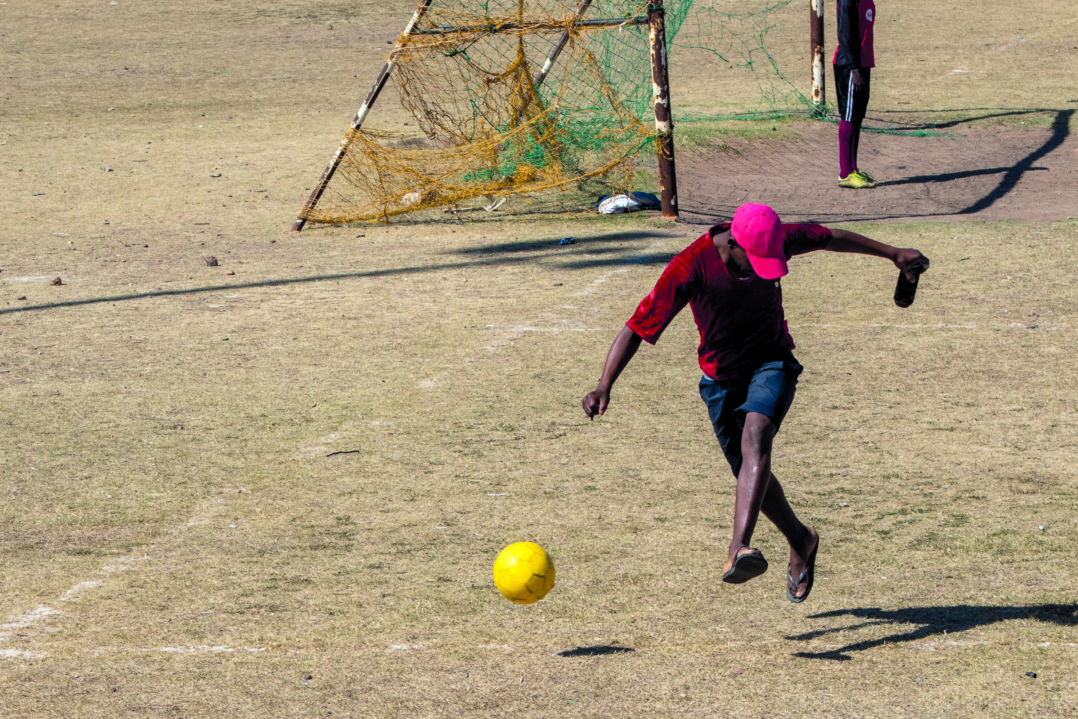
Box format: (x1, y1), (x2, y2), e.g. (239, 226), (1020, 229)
(746, 253), (788, 280)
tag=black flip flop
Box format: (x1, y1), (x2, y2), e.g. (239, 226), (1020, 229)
(722, 547), (769, 584)
(786, 535), (819, 603)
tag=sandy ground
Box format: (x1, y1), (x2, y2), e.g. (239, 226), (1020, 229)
(674, 114), (1078, 228)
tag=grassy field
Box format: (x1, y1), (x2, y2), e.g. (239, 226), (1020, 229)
(2, 1), (1076, 717)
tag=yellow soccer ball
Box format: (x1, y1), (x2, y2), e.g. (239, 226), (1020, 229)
(492, 541), (555, 604)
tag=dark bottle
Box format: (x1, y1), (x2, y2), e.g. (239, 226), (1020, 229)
(893, 264), (925, 308)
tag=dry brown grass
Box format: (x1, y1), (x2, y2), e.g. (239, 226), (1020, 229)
(2, 2), (1076, 717)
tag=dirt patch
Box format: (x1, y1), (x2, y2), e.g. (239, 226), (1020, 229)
(675, 113), (1078, 227)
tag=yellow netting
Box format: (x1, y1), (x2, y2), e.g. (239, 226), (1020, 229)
(300, 1), (674, 225)
(297, 1), (808, 226)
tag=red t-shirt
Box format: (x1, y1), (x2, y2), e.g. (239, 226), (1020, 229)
(627, 223), (832, 380)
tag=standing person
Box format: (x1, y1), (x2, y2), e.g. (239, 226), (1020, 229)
(834, 0), (876, 188)
(581, 203), (928, 602)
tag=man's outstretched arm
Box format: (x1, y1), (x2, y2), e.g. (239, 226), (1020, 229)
(582, 326), (643, 420)
(825, 228), (930, 281)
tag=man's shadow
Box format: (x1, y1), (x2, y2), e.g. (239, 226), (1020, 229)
(788, 603), (1078, 661)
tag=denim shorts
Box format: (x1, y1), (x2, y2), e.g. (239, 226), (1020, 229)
(698, 357), (803, 477)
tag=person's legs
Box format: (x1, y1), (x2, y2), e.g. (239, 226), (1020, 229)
(834, 64), (855, 178)
(759, 474), (818, 600)
(849, 119), (861, 174)
(835, 64), (874, 187)
(727, 410), (776, 558)
(702, 375), (771, 582)
(703, 359), (818, 595)
(838, 120), (855, 179)
(727, 415), (818, 599)
(698, 375), (744, 477)
(713, 358), (811, 575)
(851, 68), (871, 177)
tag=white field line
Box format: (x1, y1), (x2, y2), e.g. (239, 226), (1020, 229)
(416, 242), (664, 389)
(0, 574), (113, 641)
(413, 234), (1072, 389)
(157, 645), (265, 654)
(573, 266), (632, 296)
(298, 426), (355, 455)
(81, 645), (267, 655)
(0, 606), (62, 641)
(417, 321), (585, 389)
(0, 495), (267, 660)
(296, 247), (656, 449)
(0, 558), (150, 653)
(2, 275), (54, 283)
(790, 321), (1067, 331)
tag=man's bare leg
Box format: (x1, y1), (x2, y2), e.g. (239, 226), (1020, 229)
(723, 411), (818, 597)
(760, 474), (819, 600)
(724, 412), (775, 572)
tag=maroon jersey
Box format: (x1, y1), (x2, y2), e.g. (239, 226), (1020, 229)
(627, 224), (832, 380)
(834, 0), (875, 68)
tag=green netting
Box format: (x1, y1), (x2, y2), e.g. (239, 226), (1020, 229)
(672, 0), (811, 118)
(298, 0), (809, 225)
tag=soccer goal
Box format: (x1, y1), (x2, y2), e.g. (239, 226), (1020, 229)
(291, 0), (689, 230)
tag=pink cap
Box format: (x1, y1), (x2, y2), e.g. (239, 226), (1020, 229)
(731, 203), (788, 279)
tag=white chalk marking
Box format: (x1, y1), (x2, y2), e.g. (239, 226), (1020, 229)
(0, 606), (62, 640)
(158, 645), (265, 654)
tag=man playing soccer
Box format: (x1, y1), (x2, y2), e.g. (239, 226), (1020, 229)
(581, 203), (929, 602)
(834, 0), (877, 188)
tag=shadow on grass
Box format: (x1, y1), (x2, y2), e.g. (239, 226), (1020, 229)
(869, 107), (1072, 133)
(864, 108), (1074, 219)
(874, 109), (1073, 215)
(788, 603), (1078, 662)
(0, 231), (677, 316)
(678, 107), (1074, 225)
(556, 645), (636, 658)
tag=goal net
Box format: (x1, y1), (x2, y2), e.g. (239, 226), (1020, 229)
(294, 0), (804, 228)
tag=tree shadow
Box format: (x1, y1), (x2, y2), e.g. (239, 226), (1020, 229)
(0, 230), (675, 316)
(677, 107), (1074, 225)
(788, 603), (1078, 662)
(449, 230), (669, 257)
(877, 108), (1073, 217)
(868, 107), (1070, 133)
